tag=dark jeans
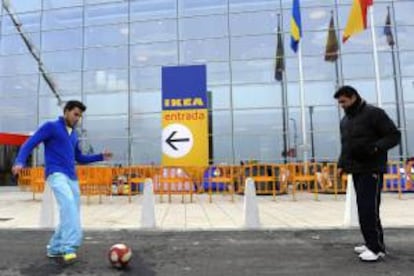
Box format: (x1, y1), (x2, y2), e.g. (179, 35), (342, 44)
(353, 172), (385, 254)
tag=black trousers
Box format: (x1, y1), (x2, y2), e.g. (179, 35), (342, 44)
(352, 172), (385, 254)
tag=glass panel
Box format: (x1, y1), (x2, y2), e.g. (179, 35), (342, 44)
(43, 0), (83, 9)
(84, 92), (128, 115)
(342, 53), (375, 79)
(209, 86), (231, 110)
(42, 7), (83, 30)
(131, 113), (161, 138)
(131, 113), (162, 163)
(0, 75), (38, 98)
(85, 24), (128, 47)
(130, 41), (178, 67)
(132, 91), (161, 113)
(0, 114), (37, 133)
(83, 69), (128, 93)
(83, 115), (128, 138)
(180, 38), (229, 63)
(233, 84), (280, 109)
(233, 109), (281, 162)
(212, 135), (234, 164)
(0, 54), (38, 75)
(5, 0), (41, 13)
(179, 15), (228, 40)
(231, 35), (273, 60)
(130, 0), (176, 21)
(39, 71), (82, 96)
(132, 138), (161, 164)
(401, 77), (414, 102)
(130, 66), (161, 91)
(303, 81), (337, 106)
(179, 0), (227, 16)
(85, 2), (128, 26)
(83, 137), (129, 165)
(130, 19), (177, 44)
(2, 12), (41, 34)
(0, 96), (37, 118)
(397, 26), (414, 51)
(42, 28), (82, 51)
(232, 60), (276, 84)
(230, 10), (279, 36)
(400, 51), (414, 77)
(42, 49), (82, 72)
(313, 131), (341, 161)
(84, 46), (128, 70)
(206, 62), (230, 86)
(404, 103), (414, 156)
(229, 0), (278, 13)
(0, 33), (40, 55)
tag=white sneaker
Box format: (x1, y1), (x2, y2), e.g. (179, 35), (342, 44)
(358, 249), (384, 262)
(354, 245), (368, 254)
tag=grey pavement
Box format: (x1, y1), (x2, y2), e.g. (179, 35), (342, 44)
(0, 229), (413, 275)
(1, 187), (414, 275)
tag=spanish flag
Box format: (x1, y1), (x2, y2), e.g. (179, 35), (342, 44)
(290, 0), (302, 53)
(342, 0), (373, 43)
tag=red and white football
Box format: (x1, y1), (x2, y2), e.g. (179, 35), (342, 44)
(108, 243), (132, 268)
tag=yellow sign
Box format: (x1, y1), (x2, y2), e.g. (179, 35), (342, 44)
(162, 109), (208, 166)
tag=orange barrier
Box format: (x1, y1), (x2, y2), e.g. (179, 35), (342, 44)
(153, 166), (196, 203)
(290, 162), (319, 200)
(18, 167), (45, 199)
(126, 165), (155, 203)
(316, 163), (341, 199)
(77, 166), (113, 204)
(17, 160), (409, 204)
(239, 163), (288, 201)
(202, 165), (237, 203)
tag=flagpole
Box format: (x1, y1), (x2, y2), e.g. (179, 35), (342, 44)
(298, 43), (308, 164)
(369, 6), (382, 107)
(387, 5), (406, 161)
(390, 2), (409, 160)
(277, 13), (289, 164)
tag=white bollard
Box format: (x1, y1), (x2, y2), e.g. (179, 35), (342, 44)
(39, 184), (59, 229)
(343, 174), (359, 227)
(243, 177), (261, 229)
(141, 178), (156, 229)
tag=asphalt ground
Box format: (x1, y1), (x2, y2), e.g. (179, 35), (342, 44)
(0, 228), (413, 276)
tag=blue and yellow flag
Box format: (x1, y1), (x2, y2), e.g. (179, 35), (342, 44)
(290, 0), (302, 53)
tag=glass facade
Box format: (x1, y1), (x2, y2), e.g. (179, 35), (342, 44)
(0, 0), (413, 165)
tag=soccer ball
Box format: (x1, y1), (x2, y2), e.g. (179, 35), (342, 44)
(108, 243), (132, 268)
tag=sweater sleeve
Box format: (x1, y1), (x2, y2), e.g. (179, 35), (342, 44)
(14, 122), (53, 166)
(75, 141), (104, 164)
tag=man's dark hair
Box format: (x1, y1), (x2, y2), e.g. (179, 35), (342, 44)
(334, 85), (361, 99)
(64, 100), (86, 112)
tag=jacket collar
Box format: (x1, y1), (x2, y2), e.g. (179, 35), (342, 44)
(345, 97), (365, 117)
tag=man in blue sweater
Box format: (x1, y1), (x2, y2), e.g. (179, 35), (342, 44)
(12, 100), (112, 263)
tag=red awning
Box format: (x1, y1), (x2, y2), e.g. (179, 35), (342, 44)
(0, 133), (30, 146)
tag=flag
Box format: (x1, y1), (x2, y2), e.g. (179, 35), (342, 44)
(342, 0), (373, 43)
(290, 0), (302, 53)
(275, 19), (285, 81)
(324, 14), (339, 62)
(383, 8), (395, 47)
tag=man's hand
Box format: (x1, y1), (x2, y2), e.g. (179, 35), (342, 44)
(338, 168), (344, 177)
(102, 149), (113, 161)
(12, 164), (23, 176)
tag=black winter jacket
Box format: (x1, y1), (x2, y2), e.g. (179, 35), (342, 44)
(338, 100), (401, 173)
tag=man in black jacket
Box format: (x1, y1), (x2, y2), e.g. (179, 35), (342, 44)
(334, 85), (401, 262)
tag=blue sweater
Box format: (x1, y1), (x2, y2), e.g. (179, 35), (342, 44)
(15, 116), (104, 180)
